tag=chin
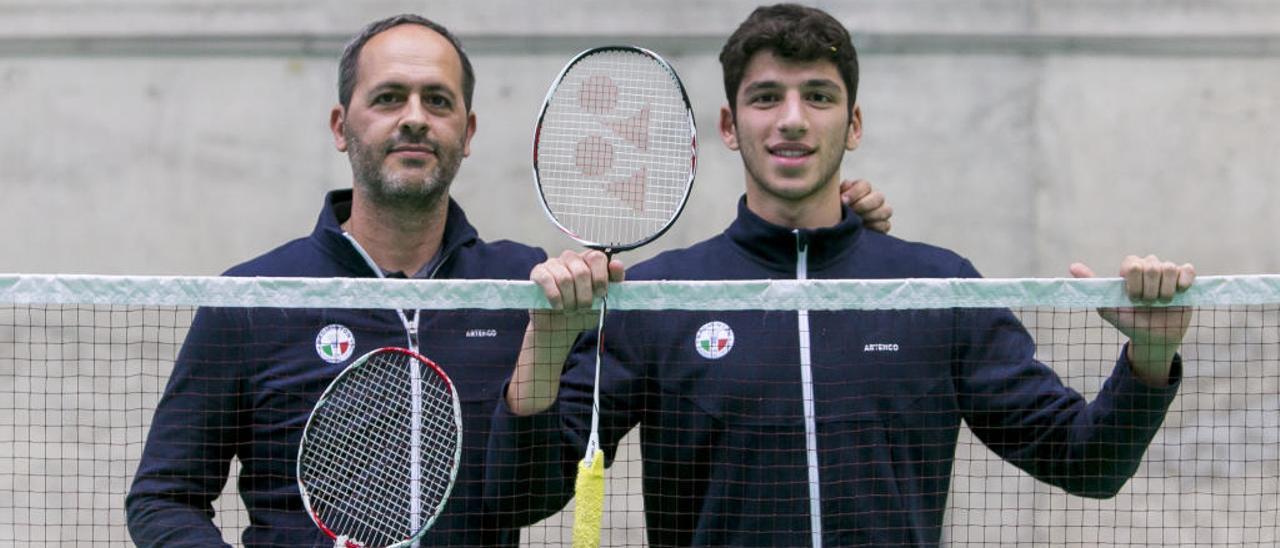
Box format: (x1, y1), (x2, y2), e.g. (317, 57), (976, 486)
(764, 181), (823, 200)
(368, 175), (445, 202)
(381, 170), (433, 190)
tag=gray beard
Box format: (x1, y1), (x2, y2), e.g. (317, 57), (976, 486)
(347, 135), (459, 212)
(356, 169), (449, 212)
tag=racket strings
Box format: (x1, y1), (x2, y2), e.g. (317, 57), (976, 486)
(537, 49), (695, 249)
(299, 351), (460, 546)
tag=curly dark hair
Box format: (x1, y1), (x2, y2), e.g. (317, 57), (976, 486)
(337, 14), (475, 113)
(719, 4), (858, 115)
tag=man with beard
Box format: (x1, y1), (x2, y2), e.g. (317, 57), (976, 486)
(491, 4), (1196, 546)
(125, 13), (893, 547)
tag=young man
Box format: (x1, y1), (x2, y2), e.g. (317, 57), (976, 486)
(125, 13), (893, 547)
(493, 4), (1196, 546)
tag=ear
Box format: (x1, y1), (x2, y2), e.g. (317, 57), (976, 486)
(462, 111), (477, 158)
(846, 103), (863, 151)
(719, 105), (739, 151)
(330, 104), (348, 152)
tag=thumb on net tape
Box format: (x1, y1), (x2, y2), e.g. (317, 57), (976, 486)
(572, 449), (606, 548)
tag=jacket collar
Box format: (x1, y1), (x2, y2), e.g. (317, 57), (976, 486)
(310, 189), (479, 277)
(725, 195), (864, 273)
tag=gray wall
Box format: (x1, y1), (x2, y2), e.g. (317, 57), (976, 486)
(3, 0), (1277, 277)
(2, 1), (1279, 546)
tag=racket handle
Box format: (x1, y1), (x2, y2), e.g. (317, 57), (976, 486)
(572, 448), (606, 548)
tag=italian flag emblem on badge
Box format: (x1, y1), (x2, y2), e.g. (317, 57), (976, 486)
(694, 321), (734, 360)
(314, 324), (355, 364)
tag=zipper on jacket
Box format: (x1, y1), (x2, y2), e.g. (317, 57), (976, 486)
(341, 232), (439, 353)
(405, 315), (421, 353)
(343, 232), (426, 547)
(794, 230), (823, 548)
(413, 246), (458, 352)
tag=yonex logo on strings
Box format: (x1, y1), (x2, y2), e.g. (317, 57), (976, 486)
(863, 343), (899, 352)
(575, 70), (651, 212)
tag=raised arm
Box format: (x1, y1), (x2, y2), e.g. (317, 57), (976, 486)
(960, 255), (1194, 499)
(1070, 254), (1196, 386)
(507, 249), (623, 415)
(487, 250), (644, 527)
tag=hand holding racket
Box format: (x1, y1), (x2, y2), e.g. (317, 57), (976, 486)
(297, 347), (463, 548)
(532, 45), (696, 548)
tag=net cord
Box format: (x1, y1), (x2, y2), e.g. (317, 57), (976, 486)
(4, 274), (1277, 310)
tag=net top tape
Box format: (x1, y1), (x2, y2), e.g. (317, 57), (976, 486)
(1, 274), (1277, 311)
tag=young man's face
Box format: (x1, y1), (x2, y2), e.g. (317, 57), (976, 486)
(330, 24), (477, 206)
(720, 49), (861, 215)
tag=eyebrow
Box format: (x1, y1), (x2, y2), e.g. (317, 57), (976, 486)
(365, 82), (457, 100)
(741, 81), (782, 95)
(803, 79), (843, 91)
(741, 78), (843, 95)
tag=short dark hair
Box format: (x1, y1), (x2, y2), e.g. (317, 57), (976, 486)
(719, 4), (859, 115)
(337, 14), (476, 112)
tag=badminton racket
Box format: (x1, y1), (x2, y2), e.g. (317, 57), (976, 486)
(297, 347), (463, 548)
(533, 45), (697, 548)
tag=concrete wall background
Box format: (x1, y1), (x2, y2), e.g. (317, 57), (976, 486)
(2, 0), (1277, 278)
(1, 1), (1278, 546)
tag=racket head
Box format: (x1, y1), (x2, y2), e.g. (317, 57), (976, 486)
(533, 45), (697, 253)
(297, 347), (463, 548)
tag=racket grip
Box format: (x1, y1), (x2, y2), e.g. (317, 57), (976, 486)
(571, 449), (606, 548)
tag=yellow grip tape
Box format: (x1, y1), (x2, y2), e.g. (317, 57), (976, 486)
(571, 449), (605, 548)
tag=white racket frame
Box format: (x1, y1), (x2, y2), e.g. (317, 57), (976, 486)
(532, 45), (698, 254)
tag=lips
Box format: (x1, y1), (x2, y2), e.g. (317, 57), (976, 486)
(390, 145), (434, 154)
(767, 143), (814, 166)
(387, 141), (437, 159)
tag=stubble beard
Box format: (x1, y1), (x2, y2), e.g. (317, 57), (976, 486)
(346, 129), (464, 212)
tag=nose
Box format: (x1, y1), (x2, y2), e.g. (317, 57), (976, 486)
(398, 95), (430, 138)
(776, 91), (808, 139)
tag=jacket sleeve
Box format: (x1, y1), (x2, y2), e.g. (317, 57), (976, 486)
(485, 312), (650, 527)
(125, 307), (245, 546)
(953, 261), (1181, 499)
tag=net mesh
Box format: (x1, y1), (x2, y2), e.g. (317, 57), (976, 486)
(1, 274), (1278, 546)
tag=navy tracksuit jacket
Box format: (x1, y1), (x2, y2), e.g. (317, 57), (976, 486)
(487, 197), (1180, 547)
(127, 190), (545, 547)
